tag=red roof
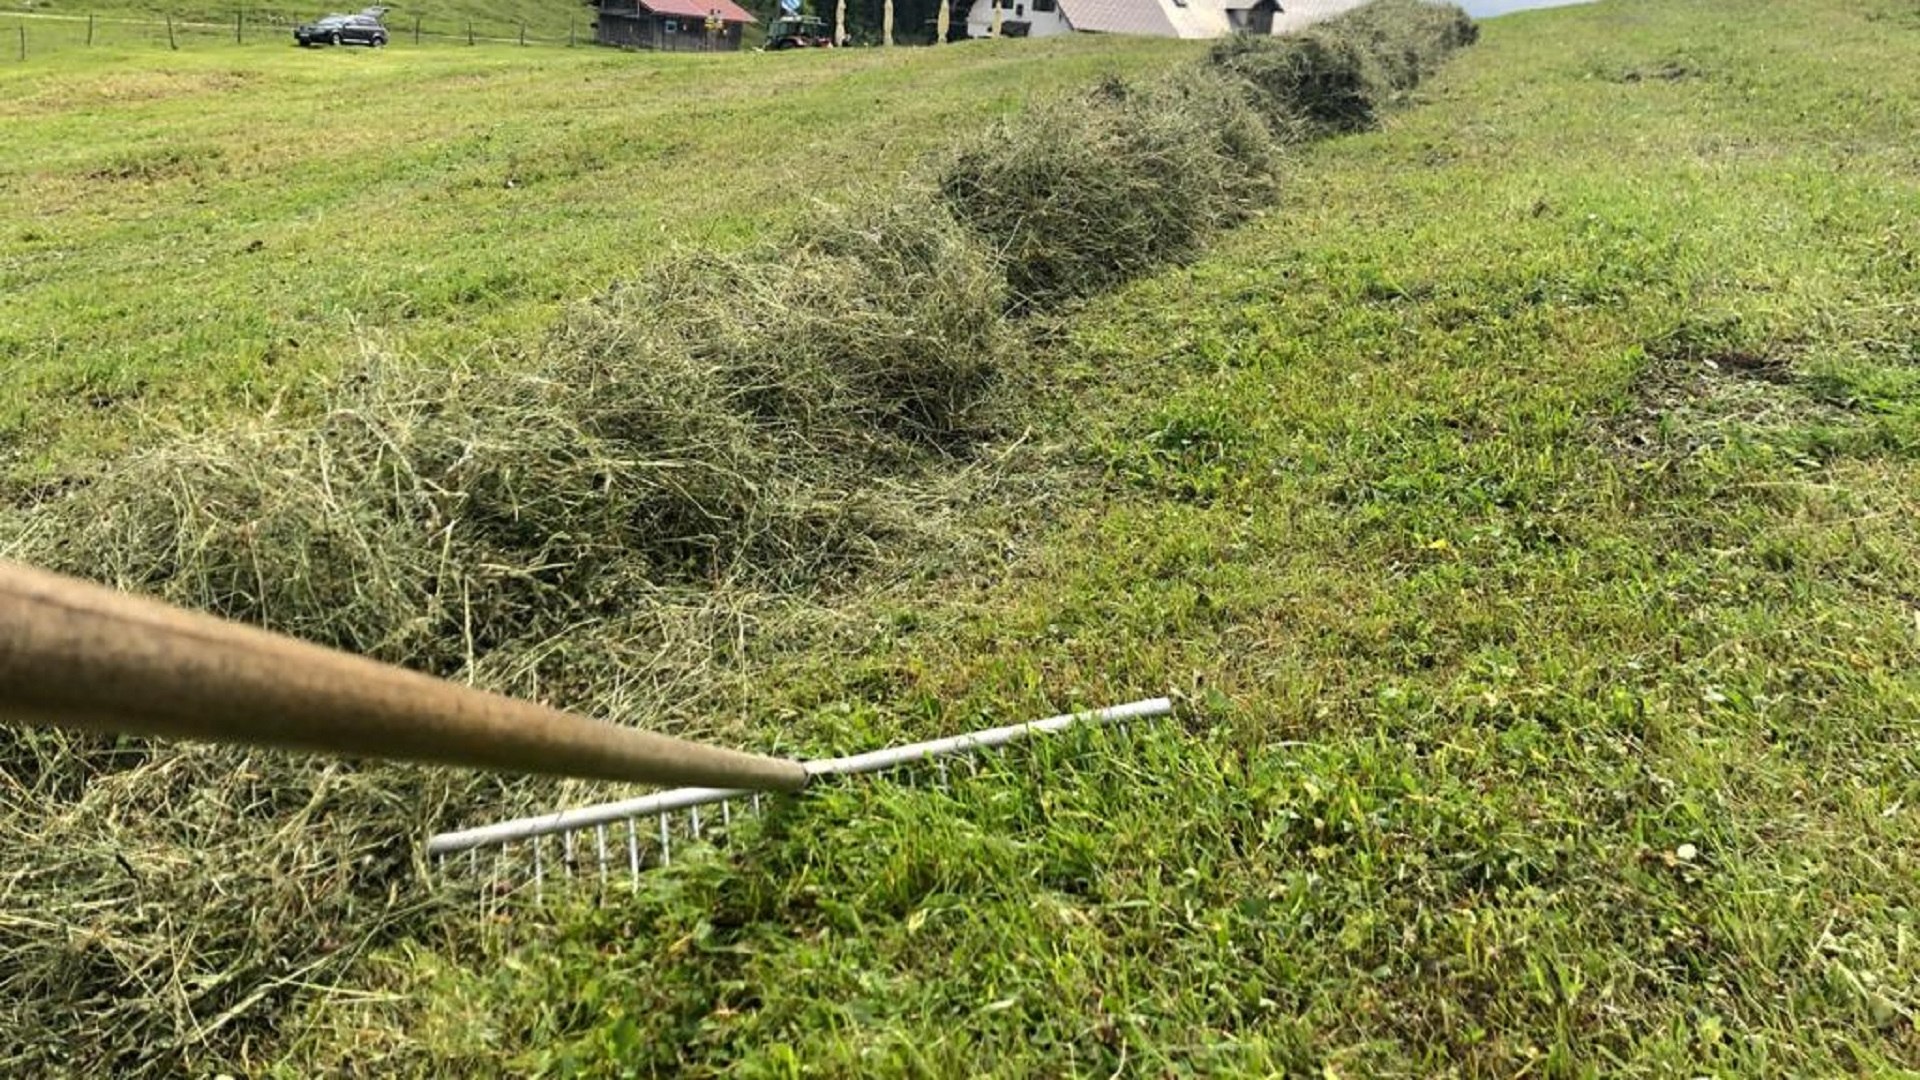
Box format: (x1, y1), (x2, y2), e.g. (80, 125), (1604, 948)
(638, 0), (757, 22)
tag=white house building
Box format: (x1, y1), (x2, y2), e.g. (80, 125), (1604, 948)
(962, 0), (1366, 39)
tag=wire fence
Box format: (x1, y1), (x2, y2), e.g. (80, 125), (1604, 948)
(3, 8), (600, 57)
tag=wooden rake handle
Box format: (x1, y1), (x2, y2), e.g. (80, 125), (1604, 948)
(0, 560), (808, 792)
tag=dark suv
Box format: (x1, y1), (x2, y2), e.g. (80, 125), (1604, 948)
(294, 13), (388, 46)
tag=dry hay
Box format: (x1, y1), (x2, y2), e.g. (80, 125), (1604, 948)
(1209, 0), (1477, 135)
(0, 4), (1480, 1070)
(0, 194), (1016, 1076)
(939, 68), (1280, 313)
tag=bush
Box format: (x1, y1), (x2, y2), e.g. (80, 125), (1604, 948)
(939, 69), (1280, 312)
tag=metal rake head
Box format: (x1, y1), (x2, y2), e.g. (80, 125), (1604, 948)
(426, 696), (1172, 900)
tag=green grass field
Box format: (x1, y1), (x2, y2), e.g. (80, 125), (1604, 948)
(7, 0), (601, 45)
(279, 1), (1916, 1072)
(6, 0), (1920, 1074)
(0, 35), (1193, 468)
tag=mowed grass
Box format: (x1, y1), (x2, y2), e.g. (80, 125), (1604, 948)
(0, 35), (1195, 469)
(8, 0), (592, 41)
(270, 0), (1920, 1074)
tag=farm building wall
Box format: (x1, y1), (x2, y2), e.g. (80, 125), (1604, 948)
(595, 10), (747, 49)
(962, 0), (1368, 39)
(963, 0), (1073, 38)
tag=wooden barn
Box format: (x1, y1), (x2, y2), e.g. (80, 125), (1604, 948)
(595, 0), (756, 50)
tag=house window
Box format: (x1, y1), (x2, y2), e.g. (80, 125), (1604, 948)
(1014, 3), (1023, 13)
(1032, 0), (1054, 10)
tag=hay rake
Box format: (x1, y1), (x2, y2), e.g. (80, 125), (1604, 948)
(0, 560), (1168, 890)
(427, 696), (1170, 897)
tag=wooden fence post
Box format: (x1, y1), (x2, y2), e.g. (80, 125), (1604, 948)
(236, 10), (243, 43)
(568, 16), (574, 46)
(17, 24), (24, 61)
(466, 18), (473, 44)
(413, 13), (420, 42)
(518, 21), (525, 45)
(87, 13), (95, 45)
(166, 14), (177, 49)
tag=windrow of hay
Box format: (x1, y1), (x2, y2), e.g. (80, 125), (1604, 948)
(1209, 31), (1382, 135)
(12, 197), (1009, 679)
(1208, 0), (1478, 135)
(943, 1), (1479, 313)
(939, 68), (1281, 313)
(0, 195), (1015, 1076)
(1320, 0), (1480, 93)
(0, 4), (1475, 1074)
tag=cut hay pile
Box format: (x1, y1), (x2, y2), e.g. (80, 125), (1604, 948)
(0, 3), (1475, 1072)
(1209, 0), (1479, 134)
(0, 197), (1015, 1075)
(939, 69), (1280, 312)
(14, 198), (1010, 679)
(1318, 0), (1480, 93)
(1209, 31), (1382, 135)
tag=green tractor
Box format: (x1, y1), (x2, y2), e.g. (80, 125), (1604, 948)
(765, 13), (834, 48)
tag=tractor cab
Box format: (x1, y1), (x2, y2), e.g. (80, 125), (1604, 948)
(766, 13), (832, 48)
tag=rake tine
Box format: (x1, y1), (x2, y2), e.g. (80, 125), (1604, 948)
(419, 697), (1173, 895)
(626, 817), (641, 885)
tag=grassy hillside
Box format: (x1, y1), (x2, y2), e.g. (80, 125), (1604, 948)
(7, 0), (597, 43)
(4, 0), (1918, 1074)
(0, 35), (1193, 469)
(255, 0), (1920, 1073)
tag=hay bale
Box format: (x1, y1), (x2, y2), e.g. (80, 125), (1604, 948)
(939, 69), (1279, 312)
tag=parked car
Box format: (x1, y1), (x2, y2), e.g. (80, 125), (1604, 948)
(294, 13), (388, 46)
